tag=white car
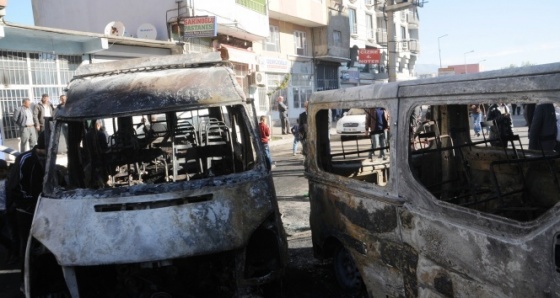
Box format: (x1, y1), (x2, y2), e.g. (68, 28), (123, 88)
(336, 108), (367, 134)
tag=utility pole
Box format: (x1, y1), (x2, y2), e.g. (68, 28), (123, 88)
(385, 0), (423, 82)
(464, 50), (474, 74)
(438, 34), (448, 68)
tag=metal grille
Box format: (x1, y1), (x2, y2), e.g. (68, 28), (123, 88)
(59, 55), (82, 85)
(257, 87), (268, 114)
(0, 51), (82, 140)
(235, 0), (266, 14)
(0, 51), (29, 86)
(30, 52), (58, 85)
(316, 64), (339, 91)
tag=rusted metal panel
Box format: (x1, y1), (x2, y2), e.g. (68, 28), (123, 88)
(307, 62), (560, 297)
(73, 52), (223, 77)
(32, 179), (274, 266)
(59, 66), (245, 119)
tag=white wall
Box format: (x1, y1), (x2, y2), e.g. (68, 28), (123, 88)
(193, 1), (269, 39)
(32, 0), (268, 41)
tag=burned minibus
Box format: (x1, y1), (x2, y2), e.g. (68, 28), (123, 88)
(25, 52), (287, 297)
(306, 63), (560, 297)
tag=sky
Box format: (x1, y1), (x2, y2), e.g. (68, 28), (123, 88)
(415, 0), (560, 71)
(4, 0), (560, 72)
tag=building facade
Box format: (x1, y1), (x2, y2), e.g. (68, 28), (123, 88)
(339, 0), (421, 87)
(0, 19), (181, 151)
(29, 0), (420, 123)
(253, 0), (331, 120)
(32, 0), (270, 116)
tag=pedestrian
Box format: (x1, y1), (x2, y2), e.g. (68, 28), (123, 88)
(33, 93), (55, 132)
(0, 159), (18, 265)
(524, 103), (536, 130)
(298, 101), (309, 156)
(13, 98), (38, 152)
(365, 107), (390, 161)
(84, 120), (109, 188)
(258, 116), (274, 169)
(511, 103), (518, 116)
(55, 94), (66, 115)
(6, 132), (47, 265)
(291, 119), (300, 156)
(486, 102), (514, 147)
(277, 96), (289, 134)
(55, 94), (69, 152)
(528, 103), (557, 152)
(470, 104), (485, 137)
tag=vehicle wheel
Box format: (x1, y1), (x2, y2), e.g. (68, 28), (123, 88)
(333, 246), (365, 295)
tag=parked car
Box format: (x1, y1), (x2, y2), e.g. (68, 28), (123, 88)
(335, 108), (366, 134)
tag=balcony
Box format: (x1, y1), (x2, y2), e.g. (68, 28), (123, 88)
(268, 0), (327, 27)
(235, 0), (266, 15)
(408, 40), (420, 53)
(408, 14), (419, 28)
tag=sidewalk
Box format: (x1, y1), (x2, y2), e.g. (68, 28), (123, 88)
(269, 124), (296, 148)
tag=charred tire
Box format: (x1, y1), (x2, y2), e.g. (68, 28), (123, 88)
(333, 246), (365, 295)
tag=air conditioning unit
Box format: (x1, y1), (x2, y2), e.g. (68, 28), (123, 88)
(250, 72), (265, 86)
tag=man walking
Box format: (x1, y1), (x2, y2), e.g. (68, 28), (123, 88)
(56, 95), (69, 152)
(298, 101), (309, 156)
(365, 107), (390, 161)
(13, 98), (37, 152)
(277, 96), (289, 134)
(33, 93), (54, 132)
(258, 116), (274, 169)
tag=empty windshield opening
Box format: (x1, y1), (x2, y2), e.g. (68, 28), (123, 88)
(51, 105), (257, 191)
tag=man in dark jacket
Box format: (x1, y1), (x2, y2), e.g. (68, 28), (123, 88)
(33, 94), (55, 132)
(6, 132), (46, 261)
(528, 103), (557, 152)
(365, 107), (390, 160)
(277, 96), (289, 134)
(298, 101), (309, 156)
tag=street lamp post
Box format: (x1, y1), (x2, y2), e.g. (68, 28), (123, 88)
(438, 34), (448, 68)
(478, 59), (486, 72)
(464, 50), (474, 74)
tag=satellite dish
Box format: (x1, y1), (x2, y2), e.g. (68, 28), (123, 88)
(104, 21), (126, 37)
(137, 23), (157, 40)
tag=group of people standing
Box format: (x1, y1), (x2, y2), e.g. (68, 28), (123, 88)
(470, 102), (560, 152)
(13, 94), (66, 152)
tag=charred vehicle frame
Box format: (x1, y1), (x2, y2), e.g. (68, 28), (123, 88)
(306, 63), (560, 297)
(24, 52), (288, 297)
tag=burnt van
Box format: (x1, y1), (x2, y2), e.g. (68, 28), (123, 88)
(26, 52), (287, 297)
(306, 63), (560, 297)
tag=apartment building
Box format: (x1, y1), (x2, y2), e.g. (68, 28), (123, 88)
(253, 0), (342, 120)
(340, 0), (420, 86)
(29, 0), (419, 121)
